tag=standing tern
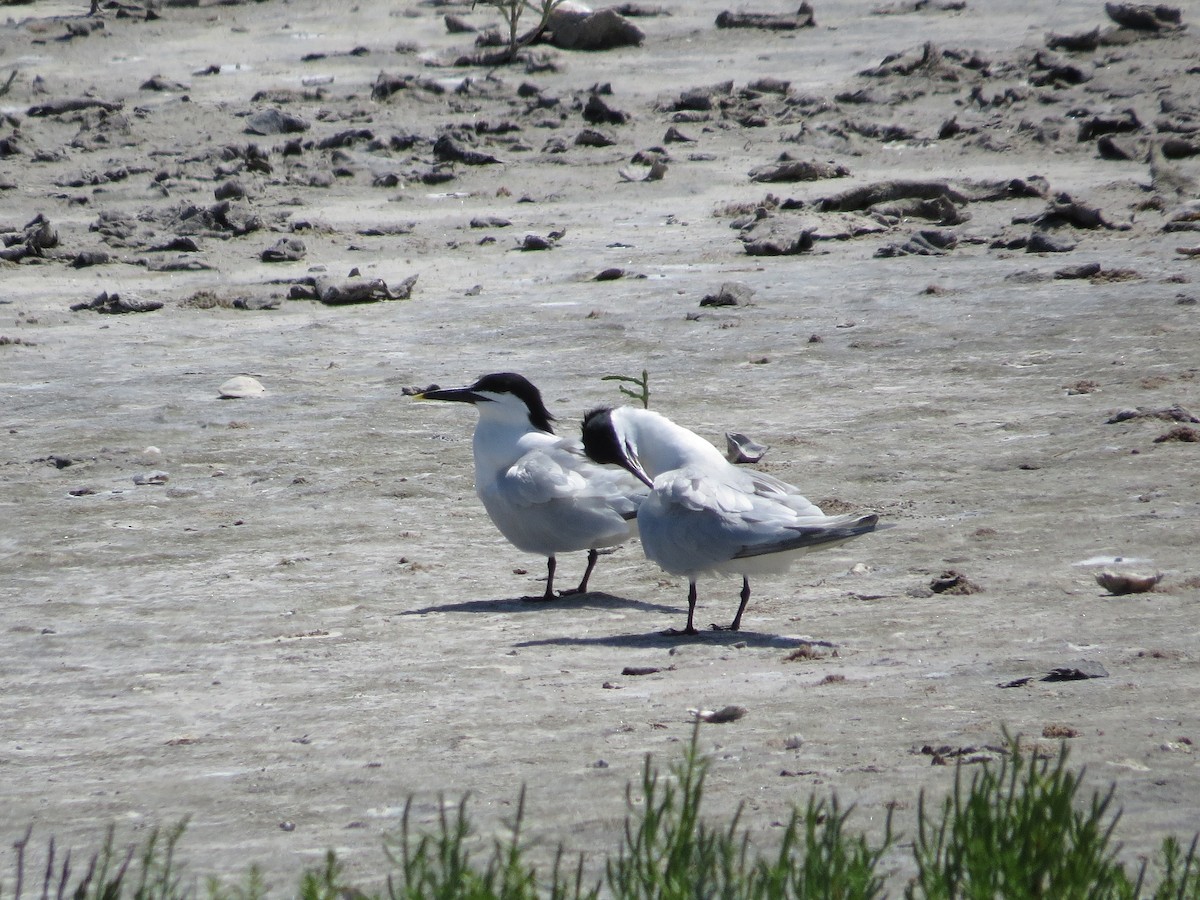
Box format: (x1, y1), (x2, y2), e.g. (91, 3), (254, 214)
(581, 406), (881, 635)
(416, 373), (646, 601)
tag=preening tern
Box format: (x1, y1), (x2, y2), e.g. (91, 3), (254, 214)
(416, 373), (645, 601)
(581, 406), (880, 634)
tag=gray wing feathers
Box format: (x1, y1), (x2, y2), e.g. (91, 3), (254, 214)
(732, 514), (879, 559)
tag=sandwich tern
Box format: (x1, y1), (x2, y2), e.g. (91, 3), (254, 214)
(581, 406), (880, 635)
(416, 373), (645, 601)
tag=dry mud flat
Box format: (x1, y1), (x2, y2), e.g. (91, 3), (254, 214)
(2, 0), (1200, 891)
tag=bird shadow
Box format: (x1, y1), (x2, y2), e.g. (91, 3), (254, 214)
(515, 629), (823, 651)
(398, 591), (678, 618)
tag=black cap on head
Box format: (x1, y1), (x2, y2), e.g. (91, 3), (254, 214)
(471, 372), (555, 433)
(581, 407), (622, 466)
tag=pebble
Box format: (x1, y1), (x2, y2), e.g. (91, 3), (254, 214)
(219, 375), (266, 399)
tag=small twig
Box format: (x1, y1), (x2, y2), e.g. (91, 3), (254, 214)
(602, 369), (651, 408)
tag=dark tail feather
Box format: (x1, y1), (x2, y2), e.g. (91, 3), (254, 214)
(733, 514), (880, 560)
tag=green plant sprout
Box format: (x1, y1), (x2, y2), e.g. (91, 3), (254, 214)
(602, 369), (650, 408)
(5, 733), (1200, 899)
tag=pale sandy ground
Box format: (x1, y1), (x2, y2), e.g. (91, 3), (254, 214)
(2, 0), (1199, 892)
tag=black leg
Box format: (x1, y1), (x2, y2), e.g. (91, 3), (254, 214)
(664, 581), (700, 636)
(729, 576), (751, 631)
(559, 548), (598, 596)
(711, 577), (750, 632)
(522, 556), (558, 602)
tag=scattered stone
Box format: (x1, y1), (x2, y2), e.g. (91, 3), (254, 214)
(28, 97), (122, 117)
(1043, 661), (1109, 681)
(1104, 2), (1182, 31)
(869, 195), (969, 226)
(245, 108), (309, 136)
(1097, 135), (1137, 161)
(716, 4), (815, 30)
(930, 569), (982, 594)
(582, 92), (629, 125)
(219, 375), (266, 399)
(214, 179), (247, 201)
(875, 229), (958, 257)
(543, 7), (645, 50)
(1055, 262), (1102, 279)
(1017, 195), (1120, 230)
(148, 237), (201, 253)
(1106, 405), (1199, 424)
(1161, 138), (1200, 160)
(701, 281), (755, 307)
(725, 431), (768, 463)
(749, 158), (849, 183)
(1043, 724), (1082, 738)
(692, 705), (747, 723)
(0, 214), (59, 262)
(70, 249), (112, 268)
(998, 676), (1034, 689)
(133, 471), (170, 486)
(920, 744), (1005, 764)
(1078, 109), (1141, 142)
(519, 233), (556, 251)
(1027, 231), (1077, 253)
(70, 291), (163, 314)
(818, 180), (968, 213)
(1096, 570), (1163, 594)
(742, 227), (814, 256)
(661, 81), (733, 113)
(301, 274), (418, 305)
(1029, 51), (1091, 88)
(621, 666), (665, 676)
(469, 216), (512, 228)
(872, 0), (966, 12)
(575, 128), (617, 147)
(433, 134), (500, 165)
(1046, 27), (1101, 52)
(1154, 424), (1200, 443)
(261, 238), (306, 263)
(444, 14), (476, 34)
(140, 74), (188, 92)
(372, 72), (445, 101)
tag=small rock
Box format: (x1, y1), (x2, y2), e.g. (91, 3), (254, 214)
(1042, 660), (1109, 681)
(692, 705), (747, 724)
(1096, 571), (1163, 594)
(582, 93), (629, 126)
(545, 7), (645, 50)
(133, 471), (170, 486)
(245, 108), (309, 136)
(701, 281), (754, 307)
(261, 238), (306, 262)
(219, 375), (266, 399)
(214, 179), (247, 201)
(70, 249), (112, 268)
(1054, 262), (1102, 279)
(70, 291), (163, 314)
(930, 570), (982, 594)
(1154, 425), (1200, 443)
(1027, 231), (1077, 253)
(519, 234), (555, 251)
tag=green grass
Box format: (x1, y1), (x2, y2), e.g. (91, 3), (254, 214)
(4, 731), (1198, 899)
